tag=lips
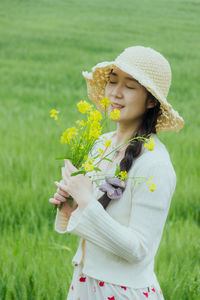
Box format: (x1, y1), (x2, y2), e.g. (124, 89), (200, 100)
(111, 103), (125, 110)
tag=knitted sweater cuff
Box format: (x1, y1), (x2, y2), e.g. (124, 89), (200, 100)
(54, 207), (82, 233)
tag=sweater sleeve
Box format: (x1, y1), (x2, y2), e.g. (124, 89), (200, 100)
(62, 160), (176, 263)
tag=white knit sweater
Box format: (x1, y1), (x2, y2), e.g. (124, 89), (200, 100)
(54, 131), (176, 288)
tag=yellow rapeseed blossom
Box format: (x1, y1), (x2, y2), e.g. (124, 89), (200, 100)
(98, 148), (104, 156)
(102, 136), (112, 147)
(144, 137), (156, 151)
(82, 158), (95, 172)
(89, 121), (102, 139)
(118, 171), (127, 180)
(89, 129), (102, 139)
(50, 109), (59, 120)
(109, 109), (120, 120)
(87, 110), (102, 122)
(148, 183), (157, 192)
(90, 121), (101, 131)
(76, 120), (86, 128)
(77, 101), (91, 114)
(146, 176), (154, 186)
(60, 127), (78, 144)
(100, 97), (111, 108)
(87, 103), (95, 112)
(145, 175), (156, 192)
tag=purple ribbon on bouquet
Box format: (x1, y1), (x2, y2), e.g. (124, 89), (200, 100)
(99, 177), (126, 200)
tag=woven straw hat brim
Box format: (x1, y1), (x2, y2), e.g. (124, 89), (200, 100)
(82, 61), (184, 133)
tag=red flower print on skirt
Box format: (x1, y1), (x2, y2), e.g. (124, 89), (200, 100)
(71, 284), (74, 291)
(99, 281), (104, 287)
(107, 297), (115, 300)
(121, 286), (127, 290)
(79, 276), (86, 282)
(151, 287), (156, 292)
(143, 291), (149, 298)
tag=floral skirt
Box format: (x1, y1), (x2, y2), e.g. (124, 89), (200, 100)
(66, 262), (165, 300)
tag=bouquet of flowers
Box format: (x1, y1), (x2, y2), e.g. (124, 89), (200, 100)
(50, 97), (156, 210)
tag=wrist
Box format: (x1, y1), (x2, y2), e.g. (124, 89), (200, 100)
(79, 200), (90, 212)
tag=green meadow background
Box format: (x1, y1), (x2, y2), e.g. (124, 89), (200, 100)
(0, 0), (199, 299)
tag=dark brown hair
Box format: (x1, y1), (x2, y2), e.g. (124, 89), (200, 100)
(97, 90), (162, 210)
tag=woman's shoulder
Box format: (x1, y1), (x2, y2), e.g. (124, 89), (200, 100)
(132, 133), (176, 175)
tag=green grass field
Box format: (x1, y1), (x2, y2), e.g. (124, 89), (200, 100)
(0, 0), (199, 299)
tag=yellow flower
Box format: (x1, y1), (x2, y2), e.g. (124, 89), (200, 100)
(87, 103), (95, 112)
(102, 136), (112, 147)
(87, 110), (102, 122)
(76, 120), (86, 128)
(77, 101), (91, 114)
(118, 171), (127, 180)
(89, 129), (102, 139)
(144, 137), (155, 151)
(109, 109), (120, 120)
(100, 97), (111, 108)
(50, 109), (59, 120)
(98, 148), (104, 156)
(89, 121), (102, 139)
(148, 183), (157, 192)
(145, 176), (153, 185)
(60, 127), (78, 144)
(82, 157), (95, 172)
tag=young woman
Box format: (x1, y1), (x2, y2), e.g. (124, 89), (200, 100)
(49, 46), (184, 300)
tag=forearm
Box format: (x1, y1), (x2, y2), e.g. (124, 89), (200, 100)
(66, 199), (148, 263)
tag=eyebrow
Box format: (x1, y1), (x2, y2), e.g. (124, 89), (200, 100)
(108, 71), (138, 83)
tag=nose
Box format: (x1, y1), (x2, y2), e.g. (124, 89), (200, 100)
(110, 82), (123, 99)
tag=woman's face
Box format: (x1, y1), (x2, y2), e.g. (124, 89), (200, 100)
(105, 68), (154, 124)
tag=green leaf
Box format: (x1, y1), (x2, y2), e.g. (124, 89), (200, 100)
(70, 170), (86, 176)
(55, 156), (72, 160)
(94, 167), (102, 172)
(115, 163), (120, 176)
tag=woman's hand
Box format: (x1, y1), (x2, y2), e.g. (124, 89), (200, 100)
(49, 179), (78, 218)
(61, 159), (94, 211)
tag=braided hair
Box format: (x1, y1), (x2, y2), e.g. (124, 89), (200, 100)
(97, 91), (162, 210)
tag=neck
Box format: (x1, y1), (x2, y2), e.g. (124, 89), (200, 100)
(113, 121), (141, 148)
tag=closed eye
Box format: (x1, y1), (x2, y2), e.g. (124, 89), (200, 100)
(109, 81), (135, 89)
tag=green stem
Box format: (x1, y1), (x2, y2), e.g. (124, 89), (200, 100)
(94, 135), (149, 168)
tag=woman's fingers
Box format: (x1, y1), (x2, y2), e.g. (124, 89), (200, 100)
(54, 181), (70, 197)
(57, 182), (69, 194)
(54, 192), (66, 203)
(49, 198), (61, 206)
(57, 187), (67, 197)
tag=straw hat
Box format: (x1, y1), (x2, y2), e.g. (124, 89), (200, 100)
(82, 46), (184, 133)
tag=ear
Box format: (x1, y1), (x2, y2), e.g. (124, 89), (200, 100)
(146, 95), (158, 109)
